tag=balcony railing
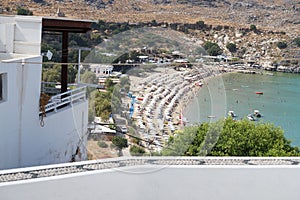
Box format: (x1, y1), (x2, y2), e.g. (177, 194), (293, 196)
(41, 86), (86, 115)
(41, 82), (78, 95)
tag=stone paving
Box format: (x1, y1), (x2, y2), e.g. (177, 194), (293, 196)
(1, 157), (300, 183)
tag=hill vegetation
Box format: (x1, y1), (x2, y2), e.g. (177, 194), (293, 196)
(162, 118), (300, 157)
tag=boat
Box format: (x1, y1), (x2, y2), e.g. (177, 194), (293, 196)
(228, 111), (237, 118)
(195, 81), (204, 87)
(247, 114), (256, 121)
(265, 72), (274, 76)
(253, 110), (262, 118)
(255, 92), (263, 95)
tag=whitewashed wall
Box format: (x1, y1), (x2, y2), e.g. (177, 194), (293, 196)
(21, 101), (88, 167)
(0, 16), (88, 169)
(0, 55), (88, 169)
(0, 15), (42, 54)
(0, 56), (42, 169)
(0, 165), (300, 200)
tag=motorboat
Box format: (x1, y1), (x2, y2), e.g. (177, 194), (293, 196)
(247, 114), (256, 121)
(255, 91), (263, 95)
(195, 81), (204, 87)
(228, 111), (237, 118)
(253, 110), (262, 118)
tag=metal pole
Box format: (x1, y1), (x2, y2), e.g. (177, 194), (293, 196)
(77, 48), (81, 84)
(61, 31), (68, 94)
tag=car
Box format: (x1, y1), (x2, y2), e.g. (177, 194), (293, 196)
(116, 125), (127, 134)
(120, 126), (127, 133)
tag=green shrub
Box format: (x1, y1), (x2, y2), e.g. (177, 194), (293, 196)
(17, 7), (33, 16)
(97, 141), (108, 148)
(196, 20), (205, 29)
(250, 24), (257, 31)
(277, 41), (287, 49)
(226, 43), (237, 53)
(112, 136), (128, 150)
(203, 41), (223, 56)
(294, 37), (300, 47)
(130, 145), (145, 156)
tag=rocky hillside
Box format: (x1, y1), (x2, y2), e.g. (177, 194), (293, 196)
(1, 0), (299, 65)
(1, 0), (299, 34)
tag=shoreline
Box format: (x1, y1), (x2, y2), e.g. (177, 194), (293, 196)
(127, 64), (227, 151)
(127, 64), (300, 151)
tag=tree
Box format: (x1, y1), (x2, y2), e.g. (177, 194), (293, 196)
(163, 118), (300, 157)
(250, 24), (257, 31)
(151, 19), (158, 26)
(33, 0), (45, 3)
(196, 20), (206, 29)
(105, 78), (114, 92)
(80, 71), (97, 84)
(294, 37), (300, 47)
(111, 84), (122, 115)
(42, 65), (61, 82)
(277, 41), (287, 49)
(92, 91), (112, 121)
(130, 145), (145, 156)
(17, 7), (33, 15)
(112, 136), (128, 156)
(226, 43), (237, 53)
(203, 41), (223, 56)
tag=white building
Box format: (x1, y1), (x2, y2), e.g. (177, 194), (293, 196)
(90, 64), (114, 77)
(0, 15), (90, 170)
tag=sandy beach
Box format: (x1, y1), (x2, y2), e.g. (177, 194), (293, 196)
(127, 64), (224, 151)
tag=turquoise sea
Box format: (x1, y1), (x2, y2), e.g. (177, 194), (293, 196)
(184, 72), (300, 147)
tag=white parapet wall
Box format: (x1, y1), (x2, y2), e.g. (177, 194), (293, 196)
(0, 157), (300, 200)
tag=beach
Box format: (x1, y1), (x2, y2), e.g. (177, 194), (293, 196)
(127, 64), (224, 151)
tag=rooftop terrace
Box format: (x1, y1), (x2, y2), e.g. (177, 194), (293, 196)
(1, 157), (300, 183)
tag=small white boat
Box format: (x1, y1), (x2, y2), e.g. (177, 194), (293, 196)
(265, 72), (274, 76)
(207, 115), (216, 118)
(247, 114), (256, 121)
(253, 110), (262, 118)
(228, 111), (237, 118)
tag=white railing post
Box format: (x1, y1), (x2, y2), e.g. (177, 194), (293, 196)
(54, 100), (57, 112)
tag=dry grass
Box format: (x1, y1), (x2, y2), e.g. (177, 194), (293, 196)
(87, 140), (119, 160)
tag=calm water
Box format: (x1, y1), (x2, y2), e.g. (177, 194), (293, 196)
(184, 72), (300, 146)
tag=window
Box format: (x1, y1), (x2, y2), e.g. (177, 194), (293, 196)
(0, 73), (7, 102)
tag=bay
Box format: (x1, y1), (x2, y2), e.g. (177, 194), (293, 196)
(183, 72), (300, 147)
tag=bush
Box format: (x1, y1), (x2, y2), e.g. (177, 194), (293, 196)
(162, 118), (300, 156)
(294, 37), (300, 47)
(97, 141), (108, 148)
(196, 20), (205, 29)
(250, 24), (257, 31)
(203, 41), (223, 56)
(130, 145), (145, 156)
(226, 43), (237, 53)
(277, 41), (287, 49)
(112, 136), (128, 150)
(17, 7), (33, 16)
